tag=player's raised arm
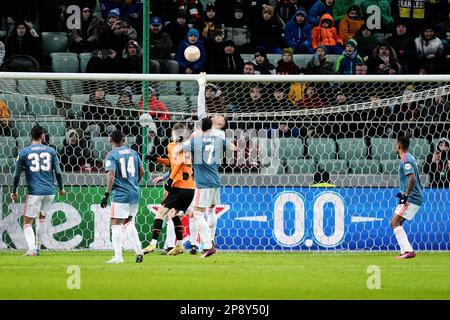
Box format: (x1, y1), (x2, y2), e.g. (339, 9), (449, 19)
(11, 153), (25, 201)
(197, 72), (207, 120)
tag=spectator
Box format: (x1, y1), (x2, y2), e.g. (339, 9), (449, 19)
(355, 62), (368, 74)
(5, 21), (42, 63)
(251, 4), (285, 54)
(100, 0), (122, 20)
(391, 0), (432, 36)
(360, 0), (393, 32)
(415, 25), (445, 74)
(101, 8), (137, 53)
(288, 68), (307, 105)
(86, 49), (119, 73)
(423, 138), (450, 188)
(122, 0), (143, 38)
(276, 47), (301, 74)
(206, 29), (226, 72)
(131, 127), (169, 171)
(244, 83), (266, 111)
(0, 99), (13, 136)
(311, 14), (343, 54)
(308, 0), (335, 27)
(175, 28), (207, 74)
(354, 24), (379, 62)
(119, 40), (142, 73)
(82, 86), (115, 137)
(297, 85), (324, 109)
(205, 83), (226, 114)
(284, 7), (313, 54)
(211, 40), (244, 74)
(386, 21), (417, 73)
(224, 3), (252, 54)
(436, 8), (450, 55)
(332, 0), (360, 24)
(367, 43), (403, 75)
(69, 7), (104, 53)
(251, 48), (276, 74)
(305, 45), (334, 74)
(243, 61), (259, 74)
(113, 86), (140, 135)
(196, 2), (220, 40)
(335, 39), (363, 74)
(338, 5), (364, 43)
(166, 9), (190, 52)
(275, 0), (300, 23)
(271, 85), (292, 110)
(0, 41), (5, 66)
(60, 128), (92, 172)
(149, 17), (179, 74)
(137, 87), (170, 121)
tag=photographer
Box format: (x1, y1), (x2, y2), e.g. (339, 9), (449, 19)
(423, 138), (450, 188)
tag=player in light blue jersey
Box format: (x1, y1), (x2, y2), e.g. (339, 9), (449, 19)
(179, 117), (228, 258)
(100, 130), (145, 264)
(390, 136), (424, 259)
(11, 124), (65, 256)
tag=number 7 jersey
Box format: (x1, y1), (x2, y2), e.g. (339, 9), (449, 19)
(104, 146), (142, 204)
(15, 144), (62, 196)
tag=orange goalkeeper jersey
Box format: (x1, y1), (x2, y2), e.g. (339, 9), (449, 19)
(156, 141), (195, 189)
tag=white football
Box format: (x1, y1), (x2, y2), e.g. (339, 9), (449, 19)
(184, 45), (201, 62)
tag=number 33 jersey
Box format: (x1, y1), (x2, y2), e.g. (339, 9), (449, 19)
(105, 146), (142, 204)
(15, 144), (62, 196)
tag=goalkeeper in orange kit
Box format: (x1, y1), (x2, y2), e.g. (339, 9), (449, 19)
(143, 123), (195, 255)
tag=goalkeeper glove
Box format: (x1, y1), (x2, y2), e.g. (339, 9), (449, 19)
(396, 192), (408, 205)
(101, 192), (110, 208)
(146, 146), (158, 162)
(164, 178), (173, 192)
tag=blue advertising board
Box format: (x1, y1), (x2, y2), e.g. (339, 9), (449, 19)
(216, 187), (450, 251)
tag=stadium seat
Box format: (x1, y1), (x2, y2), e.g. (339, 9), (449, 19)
(371, 138), (397, 160)
(27, 95), (58, 116)
(240, 54), (253, 63)
(293, 55), (310, 68)
(18, 80), (47, 95)
(158, 95), (189, 113)
(337, 138), (368, 161)
(41, 118), (67, 137)
(79, 53), (92, 73)
(349, 159), (380, 174)
(154, 82), (177, 95)
(132, 95), (141, 105)
(0, 137), (17, 158)
(318, 160), (349, 174)
(180, 81), (199, 96)
(41, 32), (68, 55)
(16, 136), (30, 150)
(380, 160), (399, 174)
(92, 137), (111, 160)
(408, 138), (430, 162)
(306, 137), (336, 160)
(266, 54), (280, 66)
(61, 80), (84, 97)
(51, 53), (80, 73)
(188, 95), (198, 110)
(278, 137), (304, 159)
(15, 120), (35, 137)
(0, 158), (16, 173)
(105, 95), (119, 105)
(50, 136), (65, 153)
(0, 93), (27, 116)
(70, 94), (90, 117)
(286, 159), (317, 174)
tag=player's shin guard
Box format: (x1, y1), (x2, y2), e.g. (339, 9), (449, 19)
(394, 226), (413, 254)
(35, 218), (46, 249)
(172, 216), (183, 246)
(194, 211), (212, 250)
(206, 207), (217, 241)
(23, 224), (36, 251)
(111, 225), (123, 258)
(125, 222), (143, 255)
(189, 216), (199, 246)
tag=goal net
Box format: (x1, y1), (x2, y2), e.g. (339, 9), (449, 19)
(0, 73), (449, 251)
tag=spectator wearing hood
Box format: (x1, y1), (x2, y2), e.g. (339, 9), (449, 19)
(308, 0), (335, 26)
(166, 9), (190, 52)
(250, 4), (285, 54)
(69, 7), (104, 53)
(276, 47), (301, 74)
(211, 40), (245, 74)
(335, 38), (363, 74)
(311, 13), (343, 54)
(251, 48), (276, 74)
(149, 16), (179, 74)
(284, 8), (313, 54)
(367, 42), (403, 75)
(5, 21), (42, 63)
(338, 5), (364, 43)
(332, 0), (360, 24)
(305, 45), (334, 74)
(224, 4), (252, 54)
(386, 21), (417, 73)
(120, 40), (142, 73)
(175, 28), (207, 74)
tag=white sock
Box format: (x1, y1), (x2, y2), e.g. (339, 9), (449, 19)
(394, 226), (413, 254)
(24, 224), (36, 251)
(125, 222), (142, 255)
(165, 219), (175, 248)
(35, 218), (46, 249)
(194, 211), (212, 250)
(206, 207), (217, 241)
(121, 225), (127, 248)
(111, 225), (123, 258)
(150, 239), (157, 246)
(176, 240), (183, 246)
(189, 216), (198, 246)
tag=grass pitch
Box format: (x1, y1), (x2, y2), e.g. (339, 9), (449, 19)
(0, 251), (449, 300)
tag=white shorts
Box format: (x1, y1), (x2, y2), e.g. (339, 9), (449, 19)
(192, 188), (220, 208)
(394, 203), (420, 221)
(23, 195), (55, 219)
(110, 202), (139, 219)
